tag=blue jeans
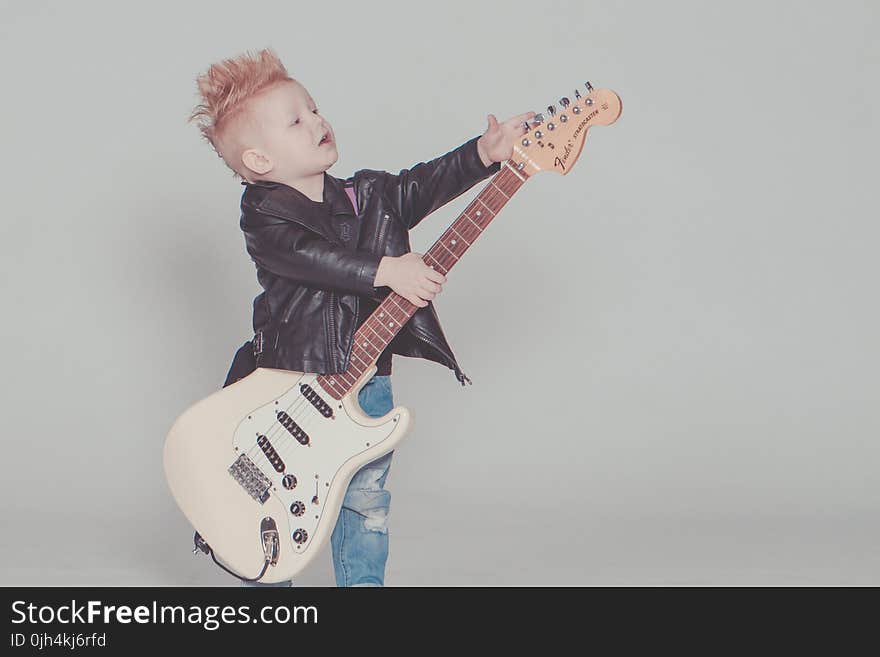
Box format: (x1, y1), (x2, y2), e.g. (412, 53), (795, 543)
(240, 374), (395, 587)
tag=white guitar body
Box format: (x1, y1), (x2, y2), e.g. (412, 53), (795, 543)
(163, 364), (412, 583)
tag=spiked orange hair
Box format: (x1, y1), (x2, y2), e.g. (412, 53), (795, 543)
(188, 47), (294, 182)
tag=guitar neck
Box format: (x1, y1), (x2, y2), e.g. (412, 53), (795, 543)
(420, 163), (529, 277)
(318, 162), (530, 397)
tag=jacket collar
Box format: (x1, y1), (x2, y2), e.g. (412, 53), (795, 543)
(242, 171), (355, 219)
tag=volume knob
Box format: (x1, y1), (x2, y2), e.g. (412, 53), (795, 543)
(290, 500), (305, 516)
(292, 528), (309, 544)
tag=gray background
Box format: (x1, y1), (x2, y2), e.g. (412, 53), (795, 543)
(1, 0), (877, 586)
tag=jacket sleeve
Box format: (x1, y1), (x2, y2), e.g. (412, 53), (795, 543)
(243, 222), (385, 297)
(384, 135), (501, 231)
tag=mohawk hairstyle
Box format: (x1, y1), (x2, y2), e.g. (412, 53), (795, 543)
(187, 47), (293, 182)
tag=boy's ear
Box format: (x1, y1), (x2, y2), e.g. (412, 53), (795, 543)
(241, 149), (272, 176)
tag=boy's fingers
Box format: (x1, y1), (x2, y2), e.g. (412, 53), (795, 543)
(504, 111), (536, 128)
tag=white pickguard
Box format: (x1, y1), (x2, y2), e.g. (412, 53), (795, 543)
(230, 371), (402, 554)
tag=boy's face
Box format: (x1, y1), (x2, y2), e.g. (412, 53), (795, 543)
(239, 79), (337, 183)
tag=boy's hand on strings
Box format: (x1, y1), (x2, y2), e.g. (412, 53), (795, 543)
(476, 111), (537, 166)
(374, 253), (446, 308)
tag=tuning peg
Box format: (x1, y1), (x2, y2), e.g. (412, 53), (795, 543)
(574, 89), (581, 99)
(547, 105), (556, 116)
(559, 97), (570, 108)
(585, 81), (593, 92)
(533, 113), (544, 124)
(522, 121), (530, 132)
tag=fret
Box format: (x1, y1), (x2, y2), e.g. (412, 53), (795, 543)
(489, 181), (508, 200)
(359, 331), (382, 353)
(474, 197), (496, 219)
(379, 308), (406, 329)
(378, 313), (401, 331)
(423, 253), (448, 275)
(461, 213), (484, 234)
(449, 226), (471, 247)
(335, 369), (357, 388)
(460, 211), (484, 237)
(451, 222), (478, 246)
(354, 343), (374, 364)
(389, 296), (410, 316)
(363, 323), (386, 344)
(437, 239), (461, 262)
(351, 351), (369, 368)
(503, 160), (526, 181)
(368, 320), (394, 342)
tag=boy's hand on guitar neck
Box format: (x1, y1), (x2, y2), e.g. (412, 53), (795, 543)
(476, 111), (537, 166)
(374, 253), (445, 308)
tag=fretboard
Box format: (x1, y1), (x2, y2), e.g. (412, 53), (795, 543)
(318, 162), (529, 398)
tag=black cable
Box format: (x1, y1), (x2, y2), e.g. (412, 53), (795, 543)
(193, 531), (271, 583)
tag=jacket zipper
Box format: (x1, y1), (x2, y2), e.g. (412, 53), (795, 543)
(409, 324), (462, 371)
(410, 326), (470, 384)
(374, 212), (391, 252)
(281, 296), (297, 324)
(327, 291), (338, 371)
(329, 293), (359, 373)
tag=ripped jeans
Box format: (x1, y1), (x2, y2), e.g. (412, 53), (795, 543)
(239, 374), (395, 587)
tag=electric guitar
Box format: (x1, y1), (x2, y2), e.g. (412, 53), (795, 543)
(163, 82), (622, 583)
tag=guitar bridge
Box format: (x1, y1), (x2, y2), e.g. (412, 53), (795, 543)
(228, 454), (271, 504)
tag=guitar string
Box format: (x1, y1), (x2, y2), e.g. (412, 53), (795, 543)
(241, 167), (522, 474)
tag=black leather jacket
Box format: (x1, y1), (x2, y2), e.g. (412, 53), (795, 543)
(238, 135), (501, 386)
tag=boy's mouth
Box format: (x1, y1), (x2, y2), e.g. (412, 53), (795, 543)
(319, 131), (333, 146)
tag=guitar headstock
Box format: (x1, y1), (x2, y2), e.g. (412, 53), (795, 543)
(510, 82), (622, 176)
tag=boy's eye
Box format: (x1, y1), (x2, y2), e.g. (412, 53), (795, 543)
(291, 109), (318, 126)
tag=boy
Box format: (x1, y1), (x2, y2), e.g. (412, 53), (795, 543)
(188, 47), (532, 586)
